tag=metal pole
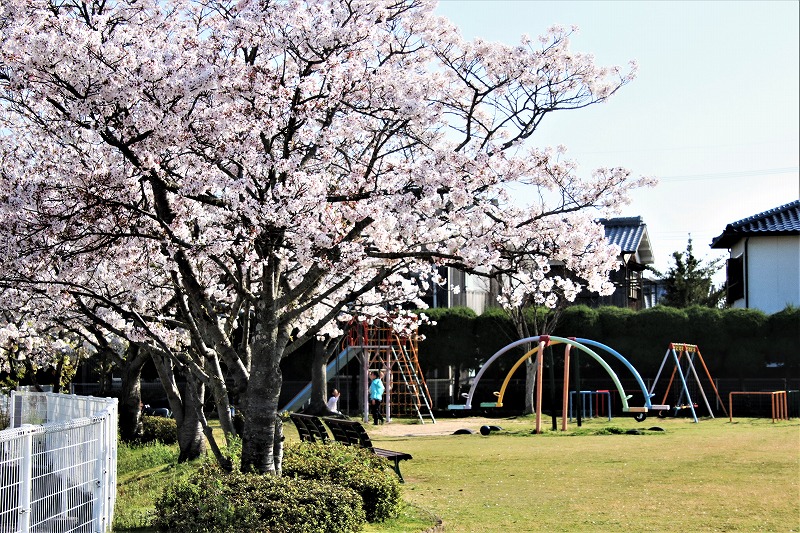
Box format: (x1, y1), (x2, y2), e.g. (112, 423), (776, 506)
(534, 340), (545, 434)
(548, 344), (557, 431)
(672, 348), (698, 423)
(574, 347), (582, 427)
(19, 426), (33, 532)
(685, 353), (714, 418)
(561, 345), (572, 431)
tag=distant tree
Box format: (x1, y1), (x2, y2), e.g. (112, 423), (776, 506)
(658, 238), (725, 308)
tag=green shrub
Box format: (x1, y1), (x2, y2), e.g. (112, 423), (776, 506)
(154, 463), (365, 533)
(556, 305), (600, 339)
(139, 415), (178, 445)
(417, 307), (477, 373)
(474, 307), (517, 366)
(766, 305), (800, 374)
(282, 441), (401, 522)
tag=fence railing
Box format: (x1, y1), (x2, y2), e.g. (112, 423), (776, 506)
(0, 392), (117, 533)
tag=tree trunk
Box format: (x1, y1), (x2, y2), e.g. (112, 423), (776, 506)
(241, 350), (283, 473)
(204, 354), (236, 441)
(308, 337), (328, 413)
(510, 306), (536, 416)
(150, 351), (207, 461)
(118, 346), (149, 442)
(96, 351), (114, 396)
(177, 374), (207, 463)
(306, 337), (340, 416)
(524, 358), (536, 415)
(241, 303), (287, 474)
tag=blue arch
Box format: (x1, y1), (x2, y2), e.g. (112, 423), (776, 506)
(574, 338), (655, 408)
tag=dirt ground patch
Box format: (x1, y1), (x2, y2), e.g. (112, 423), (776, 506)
(364, 416), (518, 437)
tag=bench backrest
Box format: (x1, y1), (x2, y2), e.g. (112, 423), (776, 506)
(289, 413), (329, 443)
(323, 418), (374, 451)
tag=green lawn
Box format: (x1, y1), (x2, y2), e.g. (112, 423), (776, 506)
(383, 416), (800, 532)
(115, 416), (800, 532)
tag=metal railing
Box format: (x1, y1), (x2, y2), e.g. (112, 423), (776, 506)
(0, 392), (117, 533)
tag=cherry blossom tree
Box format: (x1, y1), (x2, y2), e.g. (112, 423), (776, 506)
(0, 0), (652, 473)
(0, 291), (85, 393)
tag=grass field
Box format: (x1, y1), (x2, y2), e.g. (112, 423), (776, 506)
(115, 415), (800, 532)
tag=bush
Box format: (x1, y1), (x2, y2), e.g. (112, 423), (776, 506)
(474, 307), (517, 364)
(595, 306), (636, 358)
(154, 463), (365, 533)
(417, 307), (477, 373)
(282, 441), (401, 522)
(139, 415), (178, 445)
(556, 305), (600, 339)
(766, 306), (800, 374)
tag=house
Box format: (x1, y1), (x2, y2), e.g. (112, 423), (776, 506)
(710, 199), (800, 314)
(574, 216), (656, 310)
(423, 267), (498, 315)
(426, 216), (657, 313)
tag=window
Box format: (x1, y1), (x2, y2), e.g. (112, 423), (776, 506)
(727, 255), (744, 302)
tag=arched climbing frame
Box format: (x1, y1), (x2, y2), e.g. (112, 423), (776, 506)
(450, 336), (668, 432)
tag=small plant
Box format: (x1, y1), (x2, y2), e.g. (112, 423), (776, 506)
(117, 440), (179, 475)
(154, 463), (365, 533)
(138, 415), (177, 445)
(282, 441), (401, 522)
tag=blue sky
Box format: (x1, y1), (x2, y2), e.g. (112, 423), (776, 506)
(436, 0), (800, 277)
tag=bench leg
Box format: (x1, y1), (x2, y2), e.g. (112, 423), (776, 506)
(392, 459), (405, 483)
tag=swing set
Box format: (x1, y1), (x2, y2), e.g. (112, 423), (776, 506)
(647, 343), (727, 423)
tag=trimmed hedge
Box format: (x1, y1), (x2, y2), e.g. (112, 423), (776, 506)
(138, 415), (178, 445)
(154, 464), (365, 533)
(282, 441), (401, 522)
(416, 304), (800, 378)
(417, 307), (479, 373)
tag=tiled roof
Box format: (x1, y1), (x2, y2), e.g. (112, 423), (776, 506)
(710, 199), (800, 249)
(599, 216), (654, 264)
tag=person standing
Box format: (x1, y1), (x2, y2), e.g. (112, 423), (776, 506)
(369, 371), (385, 425)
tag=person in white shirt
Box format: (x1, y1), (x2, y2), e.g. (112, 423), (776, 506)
(327, 389), (340, 413)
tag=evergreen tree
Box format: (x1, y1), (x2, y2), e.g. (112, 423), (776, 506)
(659, 238), (725, 308)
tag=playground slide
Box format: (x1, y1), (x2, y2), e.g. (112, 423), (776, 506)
(281, 346), (361, 412)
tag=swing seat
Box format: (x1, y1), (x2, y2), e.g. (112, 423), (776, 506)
(479, 402), (500, 408)
(625, 406), (648, 413)
(649, 404), (670, 410)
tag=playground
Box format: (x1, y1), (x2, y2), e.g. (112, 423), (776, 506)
(113, 329), (799, 532)
(278, 331), (800, 531)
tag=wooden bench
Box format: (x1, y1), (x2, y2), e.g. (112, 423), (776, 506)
(322, 417), (412, 482)
(289, 413), (330, 443)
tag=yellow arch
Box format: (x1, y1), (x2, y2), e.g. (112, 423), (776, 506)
(495, 341), (565, 407)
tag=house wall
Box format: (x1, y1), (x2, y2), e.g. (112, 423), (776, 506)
(731, 235), (800, 314)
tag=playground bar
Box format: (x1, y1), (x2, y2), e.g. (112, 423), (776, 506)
(568, 390), (612, 421)
(728, 391), (789, 422)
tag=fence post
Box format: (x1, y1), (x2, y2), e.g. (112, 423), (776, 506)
(18, 425), (33, 532)
(93, 418), (105, 533)
(102, 408), (114, 532)
(10, 390), (19, 428)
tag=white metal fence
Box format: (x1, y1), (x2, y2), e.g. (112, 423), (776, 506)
(0, 392), (117, 533)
